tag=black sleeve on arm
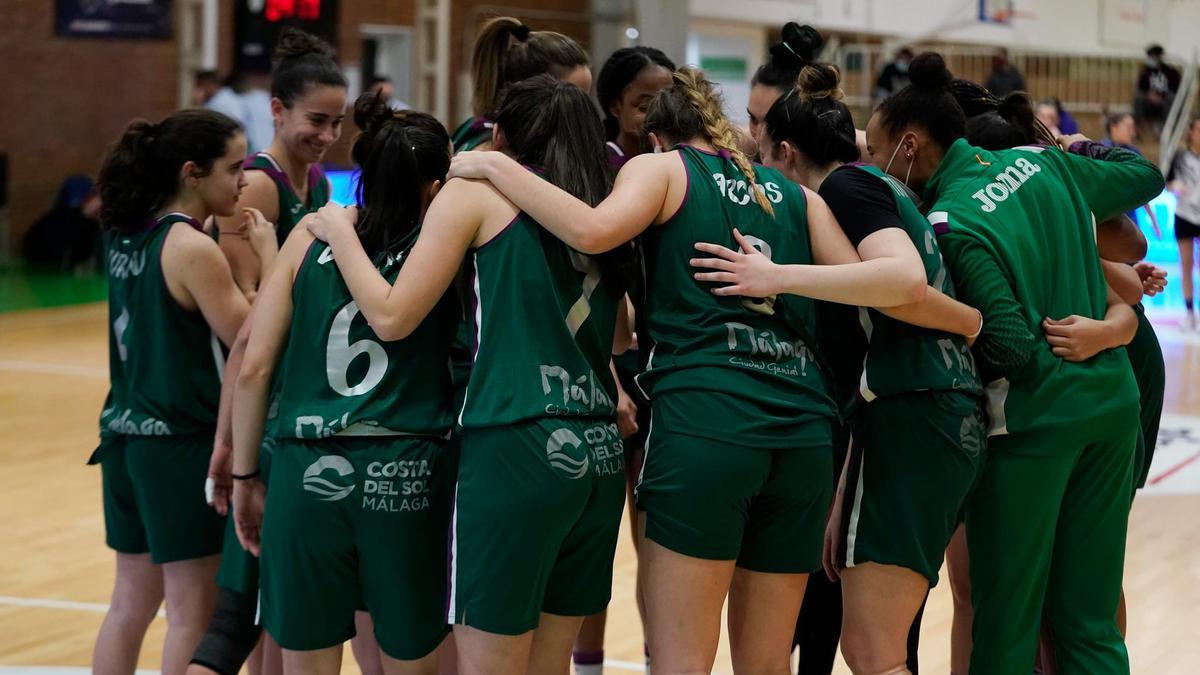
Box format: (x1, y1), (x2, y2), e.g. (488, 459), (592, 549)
(818, 168), (906, 248)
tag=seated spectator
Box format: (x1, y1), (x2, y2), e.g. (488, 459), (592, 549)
(22, 175), (101, 272)
(874, 47), (913, 103)
(1135, 44), (1181, 133)
(985, 47), (1026, 97)
(1035, 100), (1062, 137)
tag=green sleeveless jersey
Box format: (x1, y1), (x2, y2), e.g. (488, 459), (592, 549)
(244, 152), (330, 242)
(851, 164), (982, 406)
(638, 146), (836, 442)
(272, 241), (458, 440)
(458, 210), (621, 428)
(451, 116), (493, 154)
(99, 213), (222, 437)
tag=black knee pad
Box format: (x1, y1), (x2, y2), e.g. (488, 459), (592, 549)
(189, 587), (262, 675)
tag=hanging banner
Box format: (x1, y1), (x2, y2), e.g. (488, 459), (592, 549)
(56, 0), (173, 39)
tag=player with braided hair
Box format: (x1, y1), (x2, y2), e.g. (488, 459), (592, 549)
(448, 64), (928, 675)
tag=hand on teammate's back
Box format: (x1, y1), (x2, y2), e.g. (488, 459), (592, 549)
(307, 203), (357, 243)
(690, 228), (782, 298)
(447, 151), (497, 181)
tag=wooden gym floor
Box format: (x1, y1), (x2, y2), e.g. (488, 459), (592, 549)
(1, 301), (1199, 674)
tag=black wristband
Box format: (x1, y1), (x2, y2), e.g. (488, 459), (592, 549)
(231, 470), (261, 481)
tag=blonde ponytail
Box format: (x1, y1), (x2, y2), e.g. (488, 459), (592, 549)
(673, 68), (774, 216)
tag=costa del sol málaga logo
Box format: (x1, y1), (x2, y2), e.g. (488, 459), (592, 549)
(303, 455), (356, 501)
(546, 428), (590, 479)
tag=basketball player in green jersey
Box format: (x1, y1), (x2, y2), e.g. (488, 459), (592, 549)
(227, 102), (457, 675)
(448, 67), (953, 675)
(864, 53), (1163, 675)
(308, 76), (628, 675)
(451, 16), (590, 153)
(214, 27), (347, 300)
(691, 59), (985, 675)
(91, 110), (270, 675)
(949, 77), (1169, 671)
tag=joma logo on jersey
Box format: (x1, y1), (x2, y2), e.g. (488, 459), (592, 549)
(107, 249), (147, 279)
(539, 365), (614, 414)
(971, 157), (1042, 212)
(725, 322), (814, 364)
(302, 455), (355, 502)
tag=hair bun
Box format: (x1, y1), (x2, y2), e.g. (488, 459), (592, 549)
(274, 26), (333, 62)
(769, 22), (822, 70)
(352, 91), (394, 137)
(908, 52), (953, 92)
(510, 24), (531, 42)
(798, 63), (842, 100)
(997, 91), (1034, 126)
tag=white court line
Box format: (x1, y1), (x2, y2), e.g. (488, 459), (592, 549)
(0, 594), (164, 618)
(604, 659), (645, 672)
(0, 360), (106, 378)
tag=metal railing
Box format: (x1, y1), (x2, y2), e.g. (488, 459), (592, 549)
(1159, 49), (1198, 173)
(833, 43), (1145, 116)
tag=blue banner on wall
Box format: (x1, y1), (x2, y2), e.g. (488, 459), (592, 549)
(57, 0), (173, 39)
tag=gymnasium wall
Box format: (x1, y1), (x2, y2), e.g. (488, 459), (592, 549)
(0, 2), (181, 261)
(688, 0), (1195, 58)
(0, 0), (589, 258)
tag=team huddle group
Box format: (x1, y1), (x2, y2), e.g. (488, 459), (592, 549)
(90, 16), (1168, 675)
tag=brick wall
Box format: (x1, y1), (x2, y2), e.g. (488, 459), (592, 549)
(1, 0), (590, 254)
(0, 1), (180, 255)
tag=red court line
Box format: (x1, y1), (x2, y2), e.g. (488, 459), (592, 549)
(1148, 451), (1200, 486)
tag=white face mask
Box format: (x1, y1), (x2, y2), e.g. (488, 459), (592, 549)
(884, 135), (915, 187)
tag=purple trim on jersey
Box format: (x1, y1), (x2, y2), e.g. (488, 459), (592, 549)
(607, 141), (632, 171)
(293, 239), (319, 283)
(473, 213), (521, 252)
(932, 221), (951, 236)
(246, 152), (325, 207)
(140, 211), (203, 233)
(244, 154), (291, 189)
(308, 163), (327, 194)
(674, 148), (693, 219)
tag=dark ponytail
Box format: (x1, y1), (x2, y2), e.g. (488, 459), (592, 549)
(97, 109), (242, 233)
(350, 93), (451, 259)
(764, 58), (859, 167)
(494, 75), (634, 288)
(596, 46), (676, 140)
(494, 75), (610, 207)
(948, 79), (1053, 149)
(752, 22), (823, 91)
(876, 52), (965, 151)
(469, 16), (589, 118)
(271, 27), (347, 107)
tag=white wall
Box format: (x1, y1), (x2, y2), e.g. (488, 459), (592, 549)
(689, 0), (1198, 59)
